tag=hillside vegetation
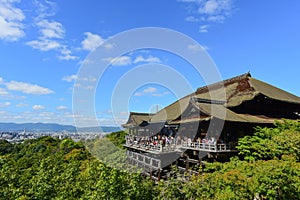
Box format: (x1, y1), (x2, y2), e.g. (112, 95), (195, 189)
(0, 120), (299, 199)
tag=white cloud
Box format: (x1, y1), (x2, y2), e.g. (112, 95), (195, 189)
(0, 88), (26, 100)
(58, 48), (78, 60)
(134, 87), (171, 97)
(143, 87), (157, 93)
(32, 104), (45, 110)
(185, 16), (201, 22)
(62, 74), (78, 82)
(33, 0), (57, 20)
(25, 1), (77, 60)
(133, 55), (161, 64)
(199, 24), (209, 33)
(5, 81), (54, 95)
(58, 53), (78, 61)
(102, 56), (132, 66)
(0, 108), (124, 126)
(27, 19), (69, 53)
(206, 15), (226, 22)
(73, 83), (94, 90)
(56, 106), (68, 111)
(133, 92), (143, 97)
(0, 110), (75, 125)
(134, 87), (156, 96)
(112, 56), (131, 66)
(0, 87), (9, 96)
(198, 0), (219, 14)
(16, 103), (28, 107)
(0, 111), (6, 115)
(0, 0), (25, 41)
(81, 32), (104, 51)
(26, 18), (65, 52)
(198, 0), (232, 16)
(187, 44), (209, 52)
(37, 111), (54, 118)
(26, 39), (61, 51)
(63, 75), (97, 84)
(180, 0), (234, 31)
(0, 101), (11, 107)
(79, 77), (97, 82)
(36, 19), (64, 39)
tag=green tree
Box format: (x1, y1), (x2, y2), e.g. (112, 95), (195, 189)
(237, 120), (300, 161)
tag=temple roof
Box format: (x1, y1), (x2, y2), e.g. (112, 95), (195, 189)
(194, 72), (300, 107)
(149, 72), (300, 123)
(122, 112), (154, 128)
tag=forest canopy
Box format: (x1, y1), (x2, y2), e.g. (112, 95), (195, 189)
(0, 120), (299, 199)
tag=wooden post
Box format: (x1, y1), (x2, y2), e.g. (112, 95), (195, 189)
(199, 157), (203, 174)
(150, 169), (153, 180)
(157, 169), (162, 181)
(186, 155), (189, 171)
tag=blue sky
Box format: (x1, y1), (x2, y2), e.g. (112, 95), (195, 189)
(0, 0), (299, 127)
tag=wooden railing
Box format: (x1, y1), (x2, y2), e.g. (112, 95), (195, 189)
(181, 141), (236, 152)
(125, 135), (237, 153)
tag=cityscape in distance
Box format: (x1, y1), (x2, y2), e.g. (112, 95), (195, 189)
(0, 122), (121, 143)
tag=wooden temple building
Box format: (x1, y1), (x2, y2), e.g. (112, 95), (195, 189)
(122, 73), (300, 180)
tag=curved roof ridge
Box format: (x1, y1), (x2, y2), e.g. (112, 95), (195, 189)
(195, 72), (251, 95)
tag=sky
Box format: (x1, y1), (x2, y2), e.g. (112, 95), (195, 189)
(0, 0), (299, 127)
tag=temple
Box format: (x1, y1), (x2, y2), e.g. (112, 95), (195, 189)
(122, 73), (300, 180)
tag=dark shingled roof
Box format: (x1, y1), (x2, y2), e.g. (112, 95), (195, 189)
(122, 112), (154, 128)
(149, 72), (300, 123)
(194, 73), (300, 107)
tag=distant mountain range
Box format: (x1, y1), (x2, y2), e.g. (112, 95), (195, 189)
(0, 122), (122, 133)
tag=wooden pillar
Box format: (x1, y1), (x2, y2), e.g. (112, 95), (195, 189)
(198, 157), (203, 174)
(157, 169), (162, 181)
(214, 153), (218, 162)
(150, 169), (153, 180)
(186, 155), (189, 171)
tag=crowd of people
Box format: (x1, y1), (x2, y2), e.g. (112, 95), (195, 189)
(126, 134), (222, 151)
(126, 134), (177, 151)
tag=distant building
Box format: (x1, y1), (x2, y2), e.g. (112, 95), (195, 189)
(122, 73), (300, 180)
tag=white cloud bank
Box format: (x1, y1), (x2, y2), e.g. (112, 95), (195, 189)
(0, 0), (25, 41)
(102, 55), (161, 67)
(56, 106), (68, 111)
(32, 104), (45, 110)
(179, 0), (234, 33)
(62, 74), (78, 82)
(134, 87), (170, 97)
(102, 56), (132, 66)
(25, 1), (77, 60)
(0, 87), (9, 96)
(81, 32), (104, 51)
(133, 55), (161, 64)
(37, 19), (65, 39)
(0, 101), (11, 107)
(4, 80), (53, 95)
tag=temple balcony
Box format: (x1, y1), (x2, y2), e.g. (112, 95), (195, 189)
(124, 135), (178, 154)
(180, 141), (238, 152)
(124, 135), (238, 153)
